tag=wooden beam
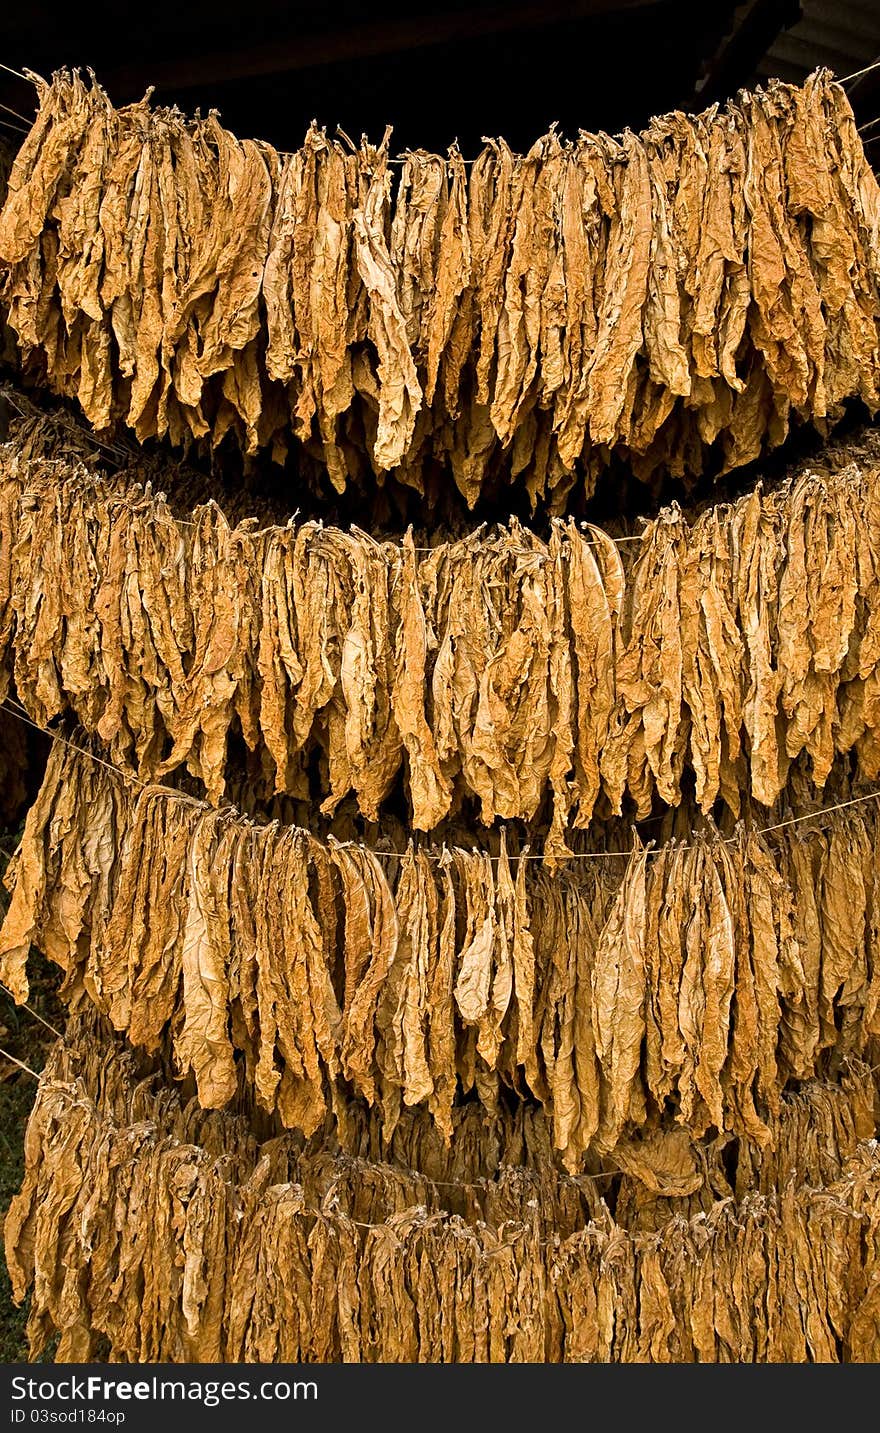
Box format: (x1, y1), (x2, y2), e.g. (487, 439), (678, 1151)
(101, 0), (667, 97)
(694, 0), (799, 102)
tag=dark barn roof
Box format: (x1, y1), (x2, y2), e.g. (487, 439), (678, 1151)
(0, 0), (877, 158)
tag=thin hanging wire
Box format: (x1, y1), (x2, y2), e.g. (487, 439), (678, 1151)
(1, 698), (192, 801)
(1, 57), (878, 167)
(0, 57), (876, 89)
(0, 100), (30, 124)
(843, 55), (880, 89)
(21, 1079), (880, 1243)
(2, 695), (879, 865)
(0, 1045), (39, 1079)
(0, 981), (64, 1041)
